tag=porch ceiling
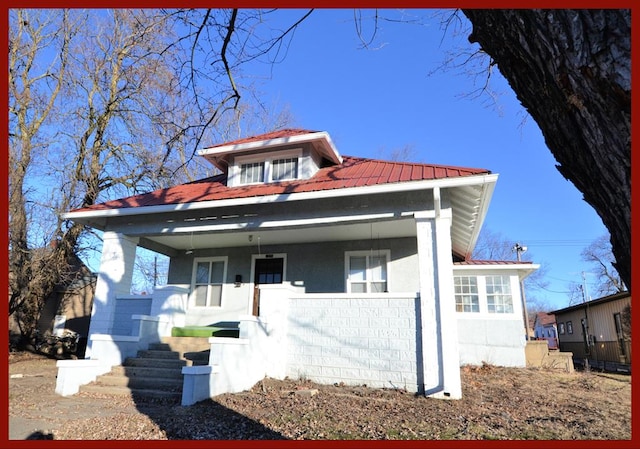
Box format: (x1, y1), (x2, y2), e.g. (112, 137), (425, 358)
(142, 217), (418, 252)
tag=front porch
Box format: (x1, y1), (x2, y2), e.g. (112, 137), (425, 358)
(57, 279), (458, 402)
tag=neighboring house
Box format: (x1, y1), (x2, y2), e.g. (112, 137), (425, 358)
(533, 312), (558, 349)
(552, 292), (631, 372)
(56, 129), (538, 403)
(9, 251), (96, 356)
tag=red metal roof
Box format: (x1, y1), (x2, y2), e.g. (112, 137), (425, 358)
(454, 260), (534, 266)
(71, 156), (490, 213)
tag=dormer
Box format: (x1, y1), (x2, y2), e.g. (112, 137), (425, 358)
(197, 129), (343, 187)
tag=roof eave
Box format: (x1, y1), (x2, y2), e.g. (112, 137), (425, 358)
(464, 179), (496, 259)
(454, 262), (540, 280)
(62, 173), (498, 228)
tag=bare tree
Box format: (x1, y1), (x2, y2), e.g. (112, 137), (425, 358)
(9, 9), (299, 345)
(472, 227), (550, 315)
(471, 228), (515, 261)
(580, 234), (625, 297)
(9, 10), (77, 338)
(461, 9), (631, 292)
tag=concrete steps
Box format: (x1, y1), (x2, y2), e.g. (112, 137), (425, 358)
(80, 338), (212, 402)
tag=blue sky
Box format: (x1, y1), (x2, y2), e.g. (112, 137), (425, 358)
(238, 8), (610, 311)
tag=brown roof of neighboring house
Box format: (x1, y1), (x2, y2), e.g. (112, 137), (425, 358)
(535, 312), (556, 327)
(551, 291), (631, 315)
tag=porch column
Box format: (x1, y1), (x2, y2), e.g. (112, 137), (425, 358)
(86, 232), (139, 358)
(415, 206), (462, 399)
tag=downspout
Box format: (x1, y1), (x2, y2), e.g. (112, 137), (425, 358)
(434, 186), (441, 218)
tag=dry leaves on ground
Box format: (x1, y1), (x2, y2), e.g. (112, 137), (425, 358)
(9, 353), (632, 440)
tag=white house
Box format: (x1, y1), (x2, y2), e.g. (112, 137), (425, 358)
(56, 129), (538, 404)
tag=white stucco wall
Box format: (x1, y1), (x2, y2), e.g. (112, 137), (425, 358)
(456, 318), (526, 367)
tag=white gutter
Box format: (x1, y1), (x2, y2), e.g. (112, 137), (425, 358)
(453, 262), (540, 280)
(62, 173), (498, 221)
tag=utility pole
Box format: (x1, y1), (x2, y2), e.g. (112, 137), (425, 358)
(513, 243), (530, 341)
(581, 271), (592, 371)
(153, 255), (158, 288)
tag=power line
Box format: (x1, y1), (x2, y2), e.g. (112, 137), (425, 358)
(537, 285), (574, 294)
(509, 239), (595, 248)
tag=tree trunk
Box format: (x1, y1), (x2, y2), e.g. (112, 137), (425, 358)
(462, 9), (631, 291)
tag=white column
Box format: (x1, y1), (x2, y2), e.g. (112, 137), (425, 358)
(415, 208), (461, 399)
(85, 232), (139, 358)
(433, 209), (462, 399)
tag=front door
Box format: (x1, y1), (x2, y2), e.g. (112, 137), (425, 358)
(252, 257), (284, 316)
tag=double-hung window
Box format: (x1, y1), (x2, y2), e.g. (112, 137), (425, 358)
(486, 275), (513, 313)
(454, 276), (480, 312)
(192, 258), (227, 307)
(346, 251), (389, 293)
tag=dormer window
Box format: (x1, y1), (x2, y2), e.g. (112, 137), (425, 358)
(240, 162), (265, 184)
(232, 149), (303, 186)
(272, 157), (298, 181)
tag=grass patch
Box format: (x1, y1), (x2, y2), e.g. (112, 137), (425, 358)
(171, 326), (239, 338)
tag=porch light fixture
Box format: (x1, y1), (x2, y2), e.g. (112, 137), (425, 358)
(185, 232), (194, 255)
(234, 274), (242, 287)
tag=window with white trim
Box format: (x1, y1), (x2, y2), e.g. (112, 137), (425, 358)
(345, 251), (389, 293)
(271, 157), (298, 181)
(454, 274), (517, 315)
(240, 162), (265, 184)
(191, 258), (227, 307)
(454, 276), (480, 313)
(234, 149), (302, 186)
(485, 275), (513, 313)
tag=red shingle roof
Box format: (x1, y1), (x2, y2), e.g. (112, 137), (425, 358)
(71, 156), (490, 213)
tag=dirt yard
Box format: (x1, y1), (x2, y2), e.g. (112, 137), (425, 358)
(8, 351), (632, 440)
